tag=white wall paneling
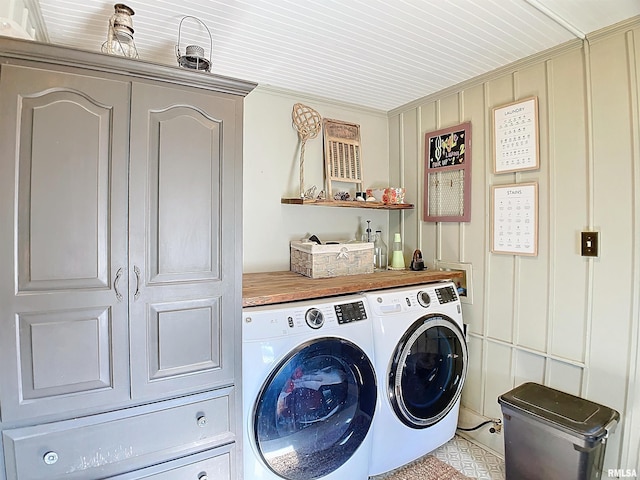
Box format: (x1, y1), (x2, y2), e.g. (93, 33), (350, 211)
(483, 342), (513, 421)
(547, 359), (583, 396)
(547, 47), (590, 363)
(389, 19), (640, 469)
(514, 349), (545, 387)
(461, 335), (484, 414)
(622, 21), (640, 473)
(586, 27), (635, 411)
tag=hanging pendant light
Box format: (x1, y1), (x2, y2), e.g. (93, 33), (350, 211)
(175, 16), (213, 72)
(102, 3), (139, 59)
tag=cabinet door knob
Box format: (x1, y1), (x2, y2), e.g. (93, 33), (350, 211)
(43, 451), (58, 465)
(198, 474), (208, 480)
(197, 415), (207, 427)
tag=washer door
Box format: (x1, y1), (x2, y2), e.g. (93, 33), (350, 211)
(389, 314), (467, 428)
(253, 337), (377, 480)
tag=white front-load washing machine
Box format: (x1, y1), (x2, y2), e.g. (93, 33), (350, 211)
(362, 281), (468, 476)
(242, 294), (377, 480)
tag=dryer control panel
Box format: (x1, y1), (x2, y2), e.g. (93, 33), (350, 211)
(363, 281), (462, 320)
(334, 301), (368, 324)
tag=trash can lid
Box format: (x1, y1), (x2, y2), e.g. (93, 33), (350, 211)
(498, 382), (620, 442)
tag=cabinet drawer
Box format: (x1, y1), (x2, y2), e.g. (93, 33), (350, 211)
(107, 444), (234, 479)
(2, 389), (234, 480)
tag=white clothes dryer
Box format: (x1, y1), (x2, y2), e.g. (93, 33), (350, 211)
(362, 281), (468, 476)
(242, 294), (377, 480)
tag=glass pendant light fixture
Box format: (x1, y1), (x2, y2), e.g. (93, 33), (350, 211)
(175, 16), (213, 72)
(102, 3), (139, 59)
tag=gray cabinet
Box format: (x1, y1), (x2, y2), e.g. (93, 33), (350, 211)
(0, 38), (255, 480)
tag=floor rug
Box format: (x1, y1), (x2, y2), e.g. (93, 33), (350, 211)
(371, 455), (472, 480)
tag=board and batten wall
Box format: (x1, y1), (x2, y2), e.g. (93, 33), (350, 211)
(389, 18), (640, 469)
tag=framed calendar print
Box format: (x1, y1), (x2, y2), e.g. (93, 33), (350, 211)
(492, 97), (539, 174)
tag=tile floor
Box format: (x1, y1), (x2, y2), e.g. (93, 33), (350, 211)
(431, 435), (506, 479)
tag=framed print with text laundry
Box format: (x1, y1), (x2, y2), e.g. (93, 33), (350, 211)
(491, 182), (538, 256)
(423, 122), (471, 222)
(492, 97), (539, 174)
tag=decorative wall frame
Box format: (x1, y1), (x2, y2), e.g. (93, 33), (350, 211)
(322, 118), (363, 198)
(423, 122), (471, 222)
(491, 182), (538, 256)
(492, 96), (539, 174)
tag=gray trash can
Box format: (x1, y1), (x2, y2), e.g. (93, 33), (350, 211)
(498, 382), (619, 480)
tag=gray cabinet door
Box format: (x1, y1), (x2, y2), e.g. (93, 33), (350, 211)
(128, 82), (241, 400)
(0, 65), (131, 421)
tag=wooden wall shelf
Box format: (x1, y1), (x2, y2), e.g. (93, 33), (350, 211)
(281, 198), (414, 210)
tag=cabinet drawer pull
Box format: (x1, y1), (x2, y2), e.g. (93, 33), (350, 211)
(198, 473), (208, 480)
(43, 451), (58, 465)
(133, 265), (141, 300)
(114, 267), (124, 301)
(197, 415), (207, 427)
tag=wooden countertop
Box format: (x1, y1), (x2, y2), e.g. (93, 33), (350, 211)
(243, 270), (463, 307)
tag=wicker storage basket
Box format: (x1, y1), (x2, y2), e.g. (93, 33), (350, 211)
(290, 241), (374, 278)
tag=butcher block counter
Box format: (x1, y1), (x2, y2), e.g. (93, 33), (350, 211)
(242, 270), (463, 307)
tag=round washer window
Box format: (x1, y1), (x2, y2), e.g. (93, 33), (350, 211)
(389, 314), (467, 428)
(253, 337), (377, 480)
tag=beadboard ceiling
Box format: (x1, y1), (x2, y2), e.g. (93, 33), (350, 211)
(34, 0), (640, 111)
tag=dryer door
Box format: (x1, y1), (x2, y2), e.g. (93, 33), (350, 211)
(389, 314), (467, 428)
(252, 337), (376, 480)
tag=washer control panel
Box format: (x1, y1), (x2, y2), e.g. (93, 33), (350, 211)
(334, 301), (367, 324)
(242, 293), (372, 341)
(435, 285), (458, 304)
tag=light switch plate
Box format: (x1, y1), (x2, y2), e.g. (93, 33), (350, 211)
(581, 231), (599, 257)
